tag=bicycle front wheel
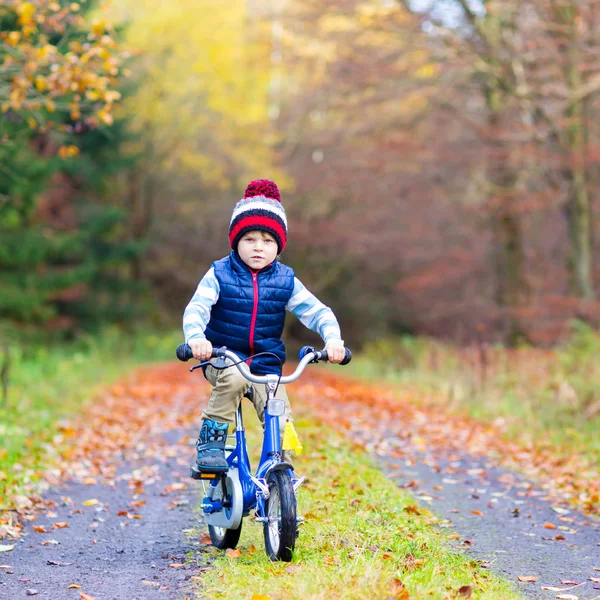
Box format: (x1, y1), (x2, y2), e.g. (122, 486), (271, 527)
(263, 470), (296, 561)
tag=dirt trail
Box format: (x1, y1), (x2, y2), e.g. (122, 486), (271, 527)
(1, 364), (599, 600)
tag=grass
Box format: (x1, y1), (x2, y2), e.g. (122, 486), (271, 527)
(0, 326), (181, 506)
(191, 407), (522, 600)
(343, 328), (600, 468)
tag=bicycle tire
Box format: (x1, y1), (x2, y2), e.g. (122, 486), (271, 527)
(263, 470), (296, 561)
(208, 522), (242, 549)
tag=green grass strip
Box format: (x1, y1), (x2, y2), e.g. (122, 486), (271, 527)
(192, 408), (522, 600)
(0, 327), (180, 506)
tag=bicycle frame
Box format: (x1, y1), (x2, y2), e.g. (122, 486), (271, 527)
(203, 373), (304, 522)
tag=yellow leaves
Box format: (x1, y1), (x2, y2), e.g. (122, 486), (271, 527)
(67, 584), (81, 589)
(80, 593), (96, 600)
(415, 63), (438, 79)
(318, 14), (359, 34)
(34, 76), (47, 92)
(7, 32), (21, 46)
(53, 522), (69, 529)
(225, 548), (242, 558)
(251, 595), (273, 600)
(82, 499), (100, 506)
(58, 145), (80, 159)
(16, 3), (36, 27)
(91, 20), (107, 37)
(98, 110), (114, 126)
(2, 1), (125, 131)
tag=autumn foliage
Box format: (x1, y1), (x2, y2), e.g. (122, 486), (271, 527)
(1, 0), (125, 130)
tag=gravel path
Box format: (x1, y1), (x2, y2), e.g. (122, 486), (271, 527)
(2, 367), (599, 600)
(295, 376), (600, 600)
(378, 450), (600, 600)
(0, 430), (208, 600)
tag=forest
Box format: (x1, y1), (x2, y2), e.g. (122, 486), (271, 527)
(4, 0), (600, 350)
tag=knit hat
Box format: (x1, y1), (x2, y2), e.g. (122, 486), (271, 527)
(229, 179), (288, 253)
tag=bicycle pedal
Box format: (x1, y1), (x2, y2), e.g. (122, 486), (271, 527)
(190, 466), (224, 480)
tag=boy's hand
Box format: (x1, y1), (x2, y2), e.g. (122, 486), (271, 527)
(325, 340), (345, 364)
(190, 339), (213, 361)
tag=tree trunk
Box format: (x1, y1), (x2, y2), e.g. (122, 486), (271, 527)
(562, 3), (595, 299)
(487, 91), (528, 344)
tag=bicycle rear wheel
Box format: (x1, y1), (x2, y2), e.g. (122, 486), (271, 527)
(263, 470), (296, 561)
(209, 522), (242, 549)
(204, 472), (243, 549)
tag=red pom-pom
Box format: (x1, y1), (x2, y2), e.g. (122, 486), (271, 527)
(243, 179), (281, 201)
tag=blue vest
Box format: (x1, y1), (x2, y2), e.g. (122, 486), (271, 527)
(205, 251), (295, 375)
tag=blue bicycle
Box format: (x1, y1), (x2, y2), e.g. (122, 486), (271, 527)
(176, 343), (351, 561)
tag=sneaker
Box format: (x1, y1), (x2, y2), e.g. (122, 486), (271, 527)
(190, 420), (229, 478)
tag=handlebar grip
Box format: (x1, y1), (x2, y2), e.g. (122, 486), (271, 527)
(176, 343), (227, 362)
(340, 348), (352, 365)
(176, 343), (194, 362)
(299, 345), (352, 365)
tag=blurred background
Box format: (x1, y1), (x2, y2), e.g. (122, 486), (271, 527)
(4, 0), (600, 356)
(2, 0), (600, 509)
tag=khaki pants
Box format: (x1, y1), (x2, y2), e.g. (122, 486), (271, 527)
(201, 360), (293, 434)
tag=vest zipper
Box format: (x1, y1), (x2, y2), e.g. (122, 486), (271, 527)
(248, 270), (259, 365)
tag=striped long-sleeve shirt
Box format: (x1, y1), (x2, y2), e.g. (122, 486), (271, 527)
(183, 267), (342, 344)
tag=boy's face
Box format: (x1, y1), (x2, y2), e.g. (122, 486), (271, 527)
(237, 230), (278, 270)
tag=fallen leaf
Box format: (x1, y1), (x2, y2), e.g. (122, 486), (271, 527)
(198, 534), (212, 545)
(403, 504), (421, 515)
(543, 522), (557, 529)
(67, 584), (82, 589)
(285, 564), (301, 574)
(591, 577), (600, 583)
(471, 510), (483, 516)
(388, 578), (409, 600)
(83, 499), (100, 506)
(457, 585), (473, 598)
(33, 526), (48, 533)
(80, 593), (96, 600)
(169, 563), (186, 568)
(141, 581), (160, 588)
(82, 477), (97, 485)
(0, 544), (15, 552)
(53, 522), (68, 529)
(0, 565), (12, 569)
(555, 595), (579, 600)
(226, 548), (242, 558)
(116, 511), (129, 517)
(560, 581), (579, 585)
(517, 576), (537, 582)
(26, 590), (38, 596)
(251, 595), (272, 600)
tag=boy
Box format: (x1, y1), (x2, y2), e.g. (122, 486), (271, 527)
(183, 179), (345, 475)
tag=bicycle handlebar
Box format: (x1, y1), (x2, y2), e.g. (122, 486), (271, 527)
(175, 343), (351, 385)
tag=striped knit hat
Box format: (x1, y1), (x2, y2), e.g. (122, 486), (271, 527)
(229, 179), (288, 253)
